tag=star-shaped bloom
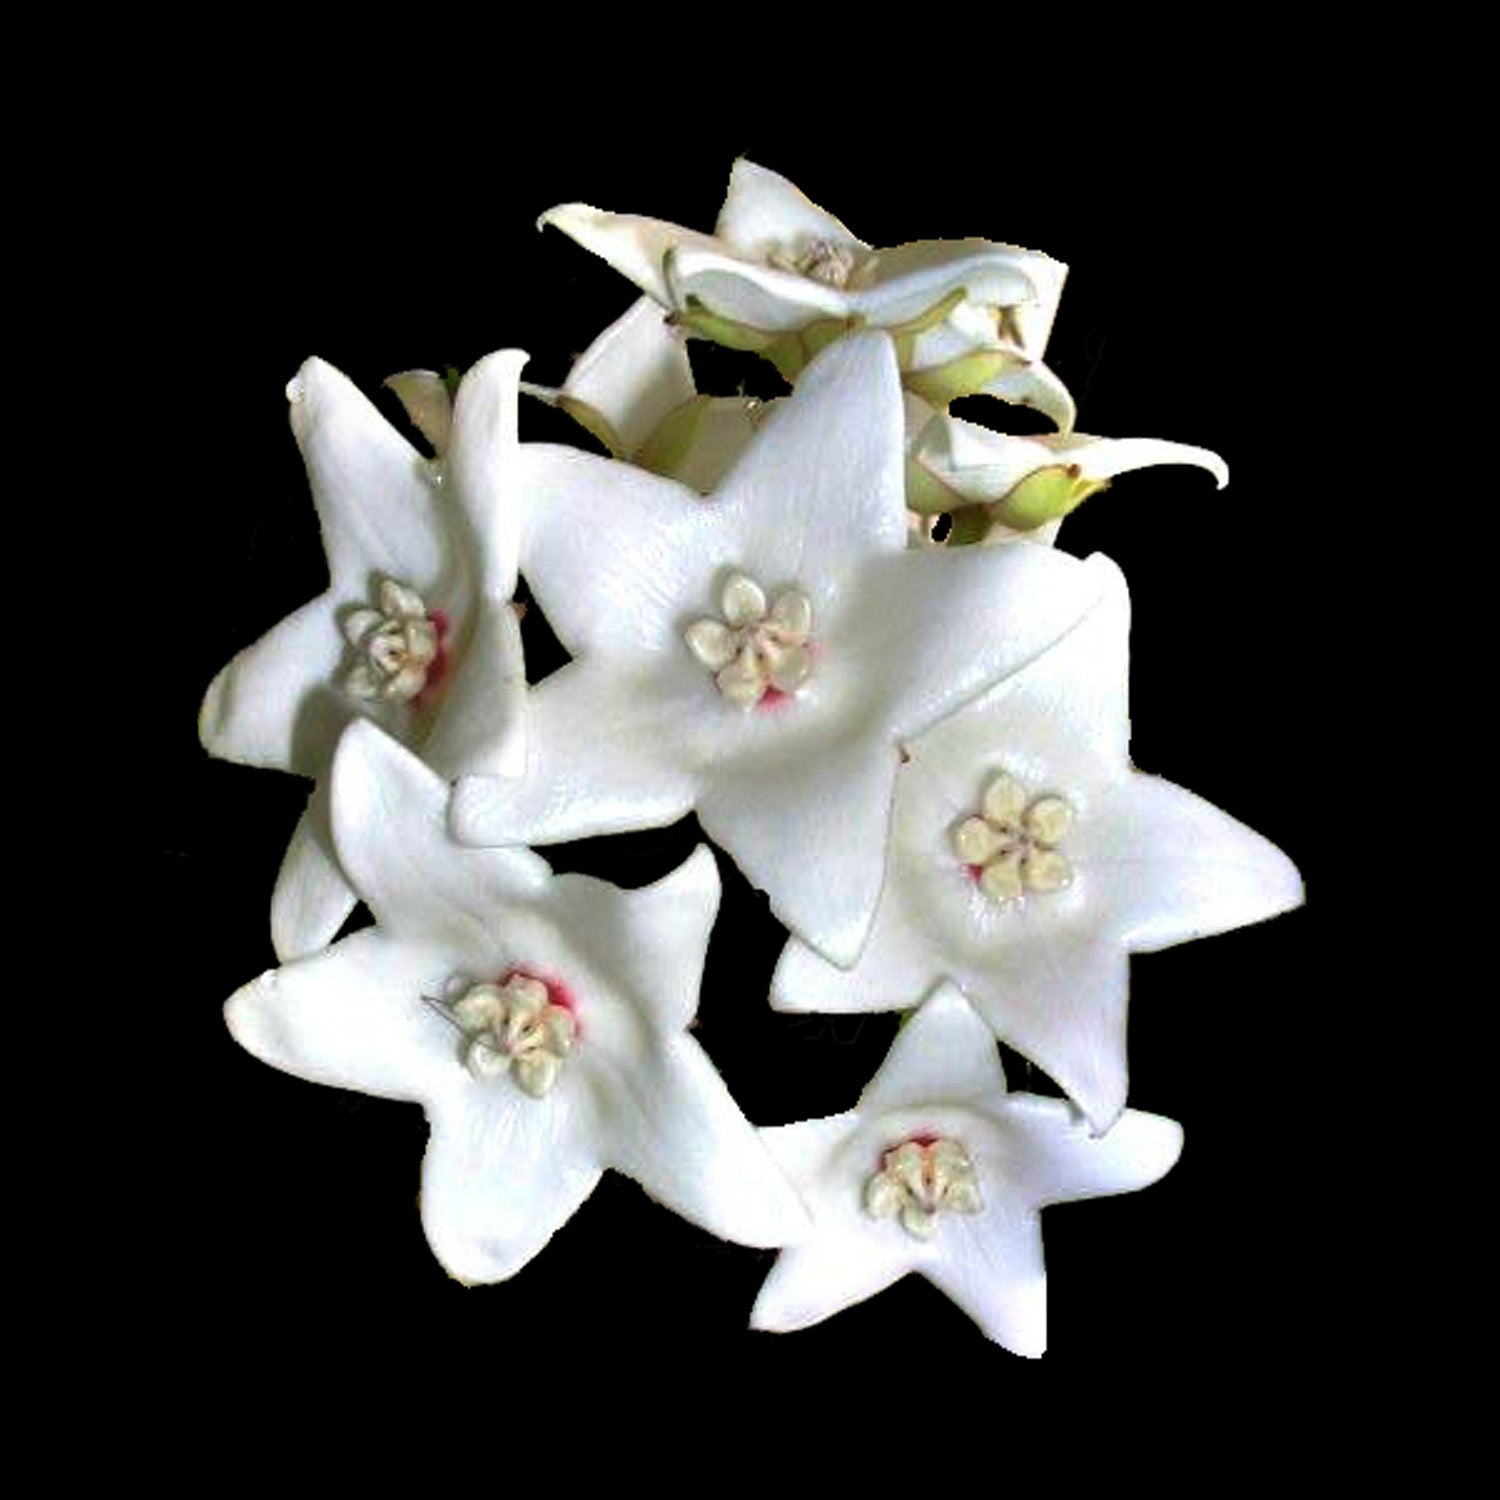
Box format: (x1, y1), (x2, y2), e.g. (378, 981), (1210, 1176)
(906, 403), (1229, 543)
(751, 985), (1183, 1355)
(199, 352), (529, 960)
(225, 719), (809, 1283)
(771, 559), (1303, 1131)
(452, 332), (1108, 966)
(540, 158), (1075, 430)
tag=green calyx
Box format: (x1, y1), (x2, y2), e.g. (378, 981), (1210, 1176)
(991, 464), (1110, 529)
(903, 347), (1030, 406)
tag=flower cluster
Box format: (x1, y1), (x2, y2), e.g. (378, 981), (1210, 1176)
(205, 161), (1302, 1355)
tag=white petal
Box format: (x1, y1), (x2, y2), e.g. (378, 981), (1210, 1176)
(697, 725), (900, 967)
(712, 331), (907, 593)
(450, 660), (701, 847)
(720, 571), (767, 626)
(559, 297), (696, 457)
(853, 241), (1050, 330)
(538, 202), (723, 306)
(981, 360), (1078, 434)
(751, 1232), (913, 1333)
(999, 1095), (1183, 1203)
(714, 158), (867, 262)
(685, 618), (737, 670)
(286, 357), (446, 591)
(919, 1210), (1048, 1356)
(418, 599), (527, 781)
(420, 1076), (603, 1284)
(1091, 775), (1304, 951)
(225, 928), (461, 1105)
(666, 242), (851, 329)
(199, 593), (350, 776)
(270, 782), (357, 961)
(1039, 433), (1229, 489)
(859, 984), (1008, 1114)
(841, 542), (1109, 742)
(597, 1033), (809, 1248)
(329, 720), (551, 945)
(517, 444), (728, 657)
(383, 369), (453, 454)
(447, 349), (528, 601)
(544, 846), (720, 1035)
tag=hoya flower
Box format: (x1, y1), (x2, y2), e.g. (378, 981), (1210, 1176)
(771, 559), (1303, 1131)
(751, 984), (1182, 1355)
(225, 720), (809, 1283)
(540, 158), (1075, 429)
(198, 352), (528, 959)
(906, 403), (1230, 543)
(452, 333), (1108, 966)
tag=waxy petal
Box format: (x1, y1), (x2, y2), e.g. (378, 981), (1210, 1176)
(199, 594), (349, 776)
(1091, 775), (1304, 951)
(599, 1033), (809, 1249)
(226, 928), (460, 1105)
(522, 297), (695, 458)
(384, 369), (453, 454)
(714, 158), (866, 263)
(919, 1211), (1048, 1357)
(419, 601), (526, 781)
(447, 348), (528, 602)
(421, 1077), (604, 1285)
(667, 243), (851, 330)
(539, 203), (723, 306)
(858, 983), (1008, 1115)
(451, 661), (701, 847)
(270, 781), (357, 961)
(286, 357), (446, 591)
(999, 1095), (1184, 1204)
(331, 721), (550, 947)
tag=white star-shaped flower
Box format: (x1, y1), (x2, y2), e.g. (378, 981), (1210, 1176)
(198, 352), (528, 960)
(452, 332), (1108, 966)
(771, 559), (1304, 1130)
(540, 158), (1074, 429)
(751, 985), (1183, 1355)
(225, 719), (809, 1283)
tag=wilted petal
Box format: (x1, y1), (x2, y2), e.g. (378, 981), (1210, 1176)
(383, 370), (453, 455)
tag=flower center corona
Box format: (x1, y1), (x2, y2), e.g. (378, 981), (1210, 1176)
(449, 972), (577, 1096)
(685, 571), (814, 709)
(864, 1136), (982, 1239)
(343, 577), (442, 703)
(953, 771), (1075, 903)
(769, 238), (859, 288)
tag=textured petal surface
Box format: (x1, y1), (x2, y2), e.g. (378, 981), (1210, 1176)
(667, 243), (851, 329)
(698, 723), (900, 967)
(844, 543), (1109, 741)
(331, 721), (551, 945)
(270, 781), (357, 961)
(419, 600), (526, 781)
(597, 1033), (809, 1248)
(544, 847), (720, 1035)
(714, 158), (866, 261)
(1000, 1095), (1184, 1203)
(198, 593), (350, 776)
(517, 445), (727, 657)
(420, 1074), (604, 1284)
(710, 332), (907, 593)
(226, 928), (460, 1105)
(286, 357), (446, 591)
(1091, 775), (1304, 952)
(919, 1207), (1048, 1356)
(450, 661), (701, 847)
(858, 982), (1008, 1114)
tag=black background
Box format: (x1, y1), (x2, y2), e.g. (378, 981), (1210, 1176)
(152, 117), (1326, 1395)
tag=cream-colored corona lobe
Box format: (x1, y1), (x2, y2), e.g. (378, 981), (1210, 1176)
(451, 975), (576, 1097)
(343, 576), (440, 703)
(685, 570), (814, 709)
(953, 771), (1076, 904)
(863, 1136), (982, 1240)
